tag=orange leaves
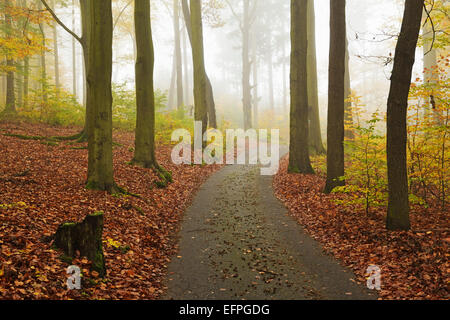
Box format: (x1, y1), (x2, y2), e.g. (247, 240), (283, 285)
(274, 156), (449, 300)
(0, 122), (222, 300)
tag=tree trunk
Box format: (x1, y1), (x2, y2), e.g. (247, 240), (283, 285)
(51, 0), (60, 92)
(78, 0), (90, 142)
(173, 0), (184, 110)
(72, 0), (77, 99)
(16, 61), (23, 108)
(307, 0), (326, 154)
(386, 0), (423, 231)
(54, 212), (106, 277)
(267, 40), (274, 110)
(324, 0), (346, 193)
(423, 8), (441, 125)
(168, 47), (176, 109)
(242, 0), (253, 130)
(182, 25), (190, 106)
(189, 0), (208, 136)
(3, 0), (16, 115)
(133, 0), (157, 169)
(37, 1), (48, 103)
(182, 0), (216, 128)
(252, 41), (259, 128)
(344, 35), (354, 140)
(23, 56), (29, 108)
(289, 0), (314, 174)
(86, 0), (117, 193)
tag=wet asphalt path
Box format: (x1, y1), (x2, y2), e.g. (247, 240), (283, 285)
(163, 161), (377, 300)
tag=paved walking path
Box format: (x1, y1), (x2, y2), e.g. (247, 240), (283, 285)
(164, 162), (377, 300)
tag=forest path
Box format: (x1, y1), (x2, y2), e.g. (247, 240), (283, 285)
(163, 158), (377, 300)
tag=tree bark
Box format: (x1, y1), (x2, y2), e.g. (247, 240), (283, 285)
(190, 0), (208, 136)
(133, 0), (158, 169)
(422, 8), (441, 125)
(3, 0), (16, 115)
(289, 0), (314, 174)
(307, 0), (326, 154)
(174, 0), (184, 110)
(386, 0), (423, 231)
(72, 0), (77, 99)
(168, 46), (176, 109)
(267, 39), (274, 110)
(344, 34), (354, 140)
(85, 0), (117, 193)
(252, 38), (259, 128)
(54, 212), (106, 277)
(324, 0), (346, 193)
(242, 0), (253, 129)
(181, 0), (217, 128)
(51, 0), (60, 92)
(38, 0), (48, 103)
(182, 25), (190, 106)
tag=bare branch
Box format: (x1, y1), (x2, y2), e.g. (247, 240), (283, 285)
(40, 0), (82, 45)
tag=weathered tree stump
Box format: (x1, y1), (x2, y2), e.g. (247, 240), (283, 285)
(54, 212), (106, 277)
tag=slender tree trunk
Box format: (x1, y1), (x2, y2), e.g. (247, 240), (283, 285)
(242, 0), (253, 129)
(86, 0), (117, 193)
(133, 0), (157, 168)
(23, 56), (29, 108)
(190, 0), (208, 137)
(72, 0), (77, 99)
(168, 47), (176, 109)
(386, 0), (423, 231)
(267, 40), (274, 110)
(3, 0), (16, 115)
(307, 0), (325, 154)
(182, 25), (190, 106)
(16, 61), (23, 108)
(182, 0), (216, 128)
(423, 9), (440, 125)
(252, 41), (259, 128)
(79, 0), (90, 141)
(173, 0), (184, 110)
(289, 0), (314, 174)
(51, 0), (60, 92)
(282, 38), (287, 112)
(324, 0), (346, 193)
(344, 35), (354, 140)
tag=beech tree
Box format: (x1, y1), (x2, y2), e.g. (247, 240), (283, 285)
(289, 0), (314, 174)
(226, 0), (257, 130)
(85, 0), (117, 193)
(181, 0), (217, 128)
(132, 0), (158, 168)
(189, 0), (208, 137)
(324, 0), (346, 194)
(2, 0), (16, 116)
(386, 0), (424, 231)
(306, 0), (326, 154)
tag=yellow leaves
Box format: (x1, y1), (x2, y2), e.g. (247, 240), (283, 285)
(105, 238), (122, 249)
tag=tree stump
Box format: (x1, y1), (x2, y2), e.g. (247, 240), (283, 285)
(54, 212), (106, 277)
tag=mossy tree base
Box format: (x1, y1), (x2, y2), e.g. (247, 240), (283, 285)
(130, 160), (173, 189)
(53, 212), (106, 277)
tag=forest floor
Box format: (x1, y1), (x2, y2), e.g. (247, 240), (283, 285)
(274, 156), (449, 300)
(0, 122), (448, 300)
(0, 121), (221, 299)
(164, 163), (376, 300)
